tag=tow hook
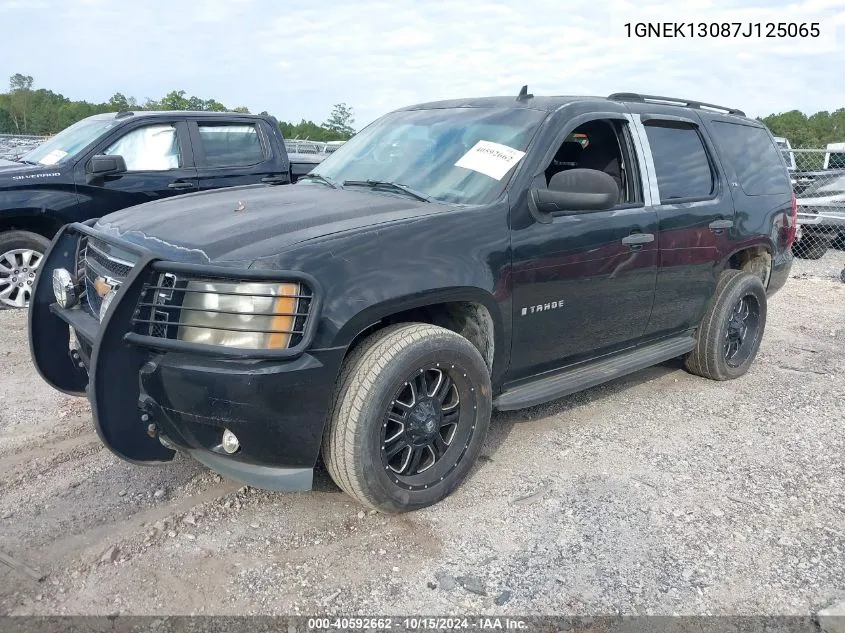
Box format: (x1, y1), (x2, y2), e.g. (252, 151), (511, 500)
(68, 347), (88, 374)
(138, 395), (157, 438)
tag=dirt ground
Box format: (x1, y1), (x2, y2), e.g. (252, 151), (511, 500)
(1, 253), (843, 617)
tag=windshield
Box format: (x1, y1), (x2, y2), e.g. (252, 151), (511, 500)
(801, 174), (845, 197)
(306, 107), (547, 204)
(21, 117), (120, 166)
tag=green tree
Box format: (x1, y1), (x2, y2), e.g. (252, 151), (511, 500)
(323, 102), (355, 139)
(0, 75), (354, 140)
(159, 90), (190, 110)
(107, 92), (130, 111)
(8, 73), (34, 133)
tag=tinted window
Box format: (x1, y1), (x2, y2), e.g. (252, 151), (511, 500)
(711, 122), (791, 195)
(105, 123), (182, 171)
(827, 152), (845, 170)
(643, 122), (714, 202)
(198, 123), (264, 167)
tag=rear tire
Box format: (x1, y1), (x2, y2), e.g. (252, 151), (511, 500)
(322, 323), (492, 513)
(685, 270), (767, 381)
(0, 230), (51, 309)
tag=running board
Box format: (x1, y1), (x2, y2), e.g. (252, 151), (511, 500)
(494, 334), (696, 411)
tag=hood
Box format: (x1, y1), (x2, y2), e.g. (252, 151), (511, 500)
(95, 182), (453, 262)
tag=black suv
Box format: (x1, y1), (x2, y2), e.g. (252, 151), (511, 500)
(30, 91), (796, 513)
(0, 110), (307, 308)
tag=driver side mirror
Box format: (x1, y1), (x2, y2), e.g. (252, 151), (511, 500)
(528, 168), (619, 224)
(87, 154), (127, 183)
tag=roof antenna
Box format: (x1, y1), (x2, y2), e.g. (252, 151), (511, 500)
(516, 85), (533, 101)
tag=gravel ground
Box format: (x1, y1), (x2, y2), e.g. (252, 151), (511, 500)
(0, 252), (843, 617)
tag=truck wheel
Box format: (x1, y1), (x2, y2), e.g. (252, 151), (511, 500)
(322, 323), (492, 513)
(792, 237), (829, 260)
(0, 230), (50, 309)
(685, 269), (767, 381)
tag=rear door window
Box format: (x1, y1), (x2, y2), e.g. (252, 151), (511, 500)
(197, 123), (265, 167)
(643, 121), (715, 202)
(710, 122), (791, 195)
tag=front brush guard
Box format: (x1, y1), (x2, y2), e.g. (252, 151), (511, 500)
(29, 223), (175, 464)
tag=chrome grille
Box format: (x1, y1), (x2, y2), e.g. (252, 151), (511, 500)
(79, 237), (137, 318)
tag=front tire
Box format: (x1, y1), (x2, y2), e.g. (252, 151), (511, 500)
(322, 323), (492, 513)
(0, 230), (51, 309)
(685, 269), (767, 381)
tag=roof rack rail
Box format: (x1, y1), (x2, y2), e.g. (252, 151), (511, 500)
(115, 110), (134, 119)
(607, 93), (745, 117)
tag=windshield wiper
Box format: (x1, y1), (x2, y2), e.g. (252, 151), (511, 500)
(342, 179), (432, 203)
(16, 159), (39, 165)
(298, 172), (339, 189)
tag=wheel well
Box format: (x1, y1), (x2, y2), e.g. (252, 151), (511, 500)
(0, 214), (63, 240)
(728, 246), (772, 288)
(347, 301), (496, 373)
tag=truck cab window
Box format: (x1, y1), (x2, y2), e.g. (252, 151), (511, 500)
(104, 123), (182, 172)
(198, 123), (264, 167)
(545, 119), (639, 205)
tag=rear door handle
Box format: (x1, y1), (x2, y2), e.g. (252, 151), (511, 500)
(709, 219), (733, 232)
(621, 233), (655, 246)
(168, 181), (196, 190)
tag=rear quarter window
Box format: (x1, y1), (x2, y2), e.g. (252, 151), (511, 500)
(710, 122), (791, 196)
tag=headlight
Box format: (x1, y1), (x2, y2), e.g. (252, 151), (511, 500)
(176, 280), (301, 349)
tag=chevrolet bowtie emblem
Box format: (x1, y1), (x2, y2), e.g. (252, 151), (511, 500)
(93, 276), (114, 298)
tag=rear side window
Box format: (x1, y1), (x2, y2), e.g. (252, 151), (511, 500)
(197, 123), (264, 167)
(710, 122), (791, 195)
(643, 121), (714, 202)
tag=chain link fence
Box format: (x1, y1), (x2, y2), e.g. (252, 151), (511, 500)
(788, 148), (845, 262)
(0, 134), (48, 161)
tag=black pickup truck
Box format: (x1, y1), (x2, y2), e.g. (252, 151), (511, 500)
(1, 110), (310, 308)
(30, 90), (796, 513)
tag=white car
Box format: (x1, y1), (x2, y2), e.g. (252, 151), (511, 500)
(794, 171), (845, 259)
(823, 142), (845, 170)
(774, 136), (796, 171)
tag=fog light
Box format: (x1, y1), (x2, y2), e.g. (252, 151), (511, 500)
(52, 268), (80, 308)
(221, 429), (240, 454)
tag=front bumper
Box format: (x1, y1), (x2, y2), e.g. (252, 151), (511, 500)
(29, 223), (342, 491)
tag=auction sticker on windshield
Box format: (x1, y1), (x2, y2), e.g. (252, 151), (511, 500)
(455, 140), (526, 180)
(39, 149), (68, 165)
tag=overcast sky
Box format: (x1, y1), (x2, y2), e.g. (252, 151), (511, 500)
(1, 0), (843, 130)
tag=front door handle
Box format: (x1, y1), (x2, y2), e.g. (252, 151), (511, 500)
(168, 181), (196, 190)
(709, 219), (733, 232)
(621, 233), (655, 246)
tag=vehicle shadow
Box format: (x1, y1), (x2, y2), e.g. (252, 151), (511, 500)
(310, 358), (688, 495)
(476, 357), (687, 461)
